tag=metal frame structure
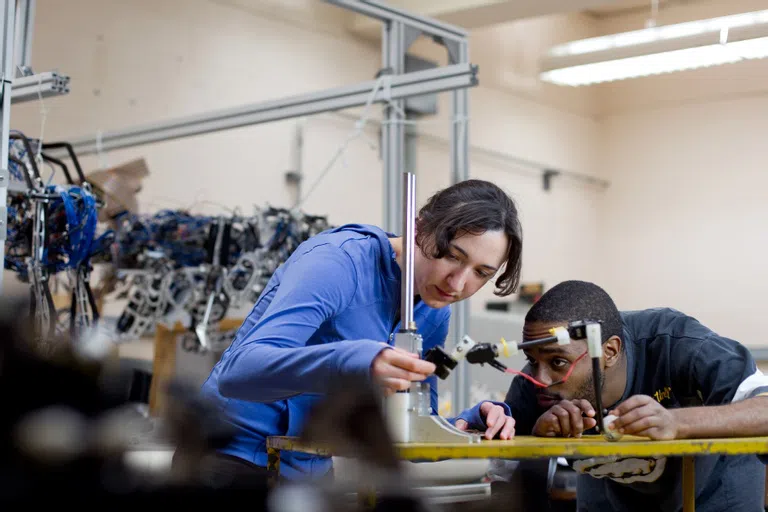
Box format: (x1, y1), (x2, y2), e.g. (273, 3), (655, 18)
(0, 0), (71, 295)
(0, 0), (15, 295)
(11, 70), (69, 103)
(5, 0), (476, 413)
(332, 0), (474, 413)
(45, 63), (476, 158)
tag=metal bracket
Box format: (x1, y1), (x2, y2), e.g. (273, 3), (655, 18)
(444, 39), (461, 65)
(403, 25), (421, 51)
(543, 169), (561, 191)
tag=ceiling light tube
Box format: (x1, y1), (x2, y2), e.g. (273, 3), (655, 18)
(540, 10), (768, 86)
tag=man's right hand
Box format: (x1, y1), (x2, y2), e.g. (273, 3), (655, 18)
(371, 345), (437, 396)
(532, 399), (597, 438)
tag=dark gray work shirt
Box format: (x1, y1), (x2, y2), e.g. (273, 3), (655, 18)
(505, 308), (768, 512)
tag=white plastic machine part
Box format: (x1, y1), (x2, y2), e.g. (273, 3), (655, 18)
(554, 327), (570, 346)
(452, 335), (519, 361)
(586, 323), (602, 358)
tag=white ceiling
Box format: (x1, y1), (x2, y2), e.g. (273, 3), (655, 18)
(587, 0), (674, 16)
(348, 0), (635, 36)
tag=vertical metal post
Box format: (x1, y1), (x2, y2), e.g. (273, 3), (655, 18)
(381, 20), (406, 234)
(450, 40), (471, 414)
(13, 0), (32, 75)
(404, 118), (417, 175)
(0, 1), (16, 295)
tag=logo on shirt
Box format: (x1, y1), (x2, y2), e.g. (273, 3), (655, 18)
(573, 456), (667, 484)
(653, 386), (672, 403)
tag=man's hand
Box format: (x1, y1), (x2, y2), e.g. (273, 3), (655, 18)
(533, 399), (597, 438)
(371, 345), (436, 396)
(455, 401), (515, 440)
(608, 395), (679, 440)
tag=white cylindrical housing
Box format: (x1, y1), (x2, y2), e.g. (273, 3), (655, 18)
(384, 392), (411, 443)
(586, 323), (602, 358)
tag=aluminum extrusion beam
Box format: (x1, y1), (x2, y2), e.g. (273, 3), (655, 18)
(11, 71), (69, 103)
(382, 18), (407, 234)
(450, 41), (471, 414)
(323, 0), (467, 42)
(11, 81), (69, 103)
(12, 70), (67, 88)
(13, 0), (33, 73)
(0, 0), (16, 294)
(46, 63), (478, 159)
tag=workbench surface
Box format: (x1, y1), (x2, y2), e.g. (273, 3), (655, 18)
(267, 434), (768, 461)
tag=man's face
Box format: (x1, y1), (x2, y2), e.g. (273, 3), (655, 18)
(414, 230), (508, 308)
(523, 320), (603, 409)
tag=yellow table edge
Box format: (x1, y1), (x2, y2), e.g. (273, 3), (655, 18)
(266, 435), (768, 461)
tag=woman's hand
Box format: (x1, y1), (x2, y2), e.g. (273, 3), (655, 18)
(371, 345), (436, 396)
(455, 402), (516, 440)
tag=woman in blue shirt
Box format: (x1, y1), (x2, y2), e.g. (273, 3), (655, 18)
(196, 178), (523, 483)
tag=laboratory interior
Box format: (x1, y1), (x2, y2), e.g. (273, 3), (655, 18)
(1, 0), (768, 511)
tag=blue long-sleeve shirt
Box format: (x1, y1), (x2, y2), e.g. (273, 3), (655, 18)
(201, 224), (501, 480)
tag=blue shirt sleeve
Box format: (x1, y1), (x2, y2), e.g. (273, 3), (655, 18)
(216, 244), (388, 402)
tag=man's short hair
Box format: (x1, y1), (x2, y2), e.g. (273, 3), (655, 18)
(525, 280), (623, 344)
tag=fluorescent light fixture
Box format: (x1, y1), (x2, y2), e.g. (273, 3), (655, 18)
(540, 9), (768, 86)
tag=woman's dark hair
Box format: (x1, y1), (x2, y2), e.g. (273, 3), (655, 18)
(415, 179), (522, 296)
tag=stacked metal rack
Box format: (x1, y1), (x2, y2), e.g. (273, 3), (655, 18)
(1, 0), (476, 412)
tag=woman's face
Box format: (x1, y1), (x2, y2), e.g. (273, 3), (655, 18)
(414, 229), (509, 308)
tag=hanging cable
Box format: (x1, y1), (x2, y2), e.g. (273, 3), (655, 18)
(296, 75), (389, 209)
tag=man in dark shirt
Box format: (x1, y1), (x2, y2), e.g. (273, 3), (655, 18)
(505, 280), (768, 512)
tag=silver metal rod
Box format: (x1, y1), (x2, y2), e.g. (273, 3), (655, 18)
(45, 63), (477, 159)
(400, 172), (416, 332)
(323, 0), (467, 42)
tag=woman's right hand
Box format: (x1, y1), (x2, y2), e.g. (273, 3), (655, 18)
(371, 345), (437, 396)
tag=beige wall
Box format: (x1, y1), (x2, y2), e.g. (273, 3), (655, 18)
(597, 95), (768, 347)
(584, 0), (768, 347)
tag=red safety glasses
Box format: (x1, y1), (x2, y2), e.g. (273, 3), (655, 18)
(504, 350), (589, 389)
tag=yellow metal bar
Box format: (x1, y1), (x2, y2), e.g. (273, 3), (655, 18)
(267, 446), (281, 487)
(682, 456), (696, 512)
(267, 436), (333, 456)
(267, 435), (768, 461)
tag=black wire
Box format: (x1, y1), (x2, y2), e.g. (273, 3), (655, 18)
(41, 153), (74, 185)
(41, 141), (86, 183)
(592, 358), (605, 434)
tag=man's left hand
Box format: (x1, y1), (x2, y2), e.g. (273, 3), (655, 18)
(608, 395), (679, 440)
(455, 401), (515, 440)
